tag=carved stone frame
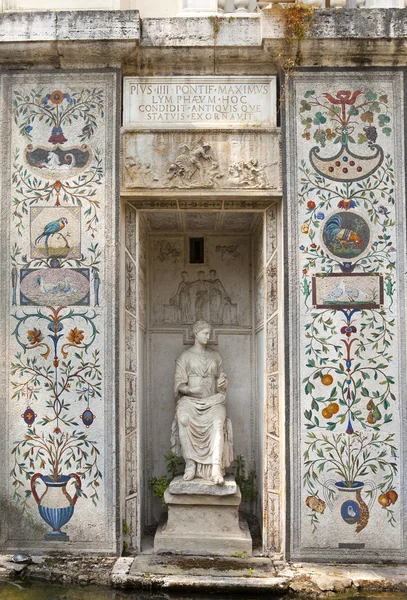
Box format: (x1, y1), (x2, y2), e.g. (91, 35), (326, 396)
(123, 196), (283, 555)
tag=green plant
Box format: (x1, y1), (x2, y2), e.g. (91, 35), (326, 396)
(282, 2), (314, 42)
(234, 550), (248, 559)
(165, 450), (183, 480)
(234, 454), (258, 502)
(150, 475), (170, 505)
(122, 519), (130, 534)
(209, 15), (222, 43)
(150, 451), (183, 506)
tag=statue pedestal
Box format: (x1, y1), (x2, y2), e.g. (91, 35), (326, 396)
(154, 475), (252, 556)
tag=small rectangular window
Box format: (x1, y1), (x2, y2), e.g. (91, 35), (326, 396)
(189, 237), (204, 264)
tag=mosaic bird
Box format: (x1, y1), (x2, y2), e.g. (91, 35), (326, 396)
(35, 217), (68, 255)
(323, 279), (346, 302)
(325, 215), (363, 250)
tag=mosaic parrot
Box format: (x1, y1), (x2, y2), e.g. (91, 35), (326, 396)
(35, 217), (68, 256)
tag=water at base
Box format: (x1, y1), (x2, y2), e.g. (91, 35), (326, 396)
(1, 583), (407, 600)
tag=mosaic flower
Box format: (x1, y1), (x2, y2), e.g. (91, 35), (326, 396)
(307, 200), (316, 210)
(340, 325), (357, 338)
(48, 125), (67, 145)
(27, 328), (43, 344)
(49, 90), (64, 104)
(316, 212), (325, 221)
(67, 327), (84, 345)
(323, 90), (362, 106)
(338, 199), (357, 210)
(301, 223), (309, 234)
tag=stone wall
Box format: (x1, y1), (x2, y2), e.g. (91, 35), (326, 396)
(0, 71), (119, 553)
(285, 70), (406, 561)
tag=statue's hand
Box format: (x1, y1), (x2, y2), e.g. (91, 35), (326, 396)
(188, 386), (202, 397)
(217, 374), (228, 391)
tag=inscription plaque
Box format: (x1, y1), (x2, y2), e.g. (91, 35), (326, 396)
(123, 77), (277, 129)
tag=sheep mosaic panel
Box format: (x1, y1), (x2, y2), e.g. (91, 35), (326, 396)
(286, 71), (406, 560)
(1, 72), (118, 551)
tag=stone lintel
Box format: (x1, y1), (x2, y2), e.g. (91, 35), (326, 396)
(168, 474), (238, 496)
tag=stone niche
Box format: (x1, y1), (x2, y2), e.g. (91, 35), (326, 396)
(123, 202), (282, 555)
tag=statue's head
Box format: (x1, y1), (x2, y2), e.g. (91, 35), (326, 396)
(192, 320), (211, 338)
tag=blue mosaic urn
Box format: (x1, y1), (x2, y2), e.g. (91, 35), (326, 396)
(30, 473), (81, 541)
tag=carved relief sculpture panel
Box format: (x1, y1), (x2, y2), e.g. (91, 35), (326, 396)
(122, 132), (280, 193)
(149, 235), (251, 329)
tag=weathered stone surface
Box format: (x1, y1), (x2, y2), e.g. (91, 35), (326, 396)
(154, 510), (252, 555)
(141, 15), (261, 48)
(0, 10), (140, 42)
(122, 130), (281, 194)
(310, 573), (353, 592)
(129, 554), (275, 578)
(0, 10), (405, 69)
(165, 488), (242, 506)
(155, 481), (251, 556)
(169, 475), (237, 496)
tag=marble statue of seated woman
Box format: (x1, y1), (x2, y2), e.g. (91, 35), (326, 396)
(170, 320), (233, 485)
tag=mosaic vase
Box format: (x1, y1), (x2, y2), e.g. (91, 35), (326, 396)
(30, 473), (81, 541)
(324, 480), (376, 532)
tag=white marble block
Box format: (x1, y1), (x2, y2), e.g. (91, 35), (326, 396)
(154, 475), (252, 556)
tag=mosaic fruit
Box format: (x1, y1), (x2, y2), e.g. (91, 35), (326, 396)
(328, 402), (339, 414)
(366, 399), (375, 411)
(387, 490), (398, 504)
(367, 412), (376, 424)
(306, 495), (326, 514)
(378, 493), (391, 508)
(322, 407), (332, 419)
(372, 406), (382, 421)
(321, 374), (333, 386)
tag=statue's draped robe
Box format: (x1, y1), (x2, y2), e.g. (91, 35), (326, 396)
(171, 348), (233, 479)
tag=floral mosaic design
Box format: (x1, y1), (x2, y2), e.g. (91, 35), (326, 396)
(297, 82), (401, 545)
(9, 84), (107, 541)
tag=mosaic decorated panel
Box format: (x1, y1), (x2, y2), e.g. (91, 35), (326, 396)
(2, 72), (118, 551)
(286, 71), (406, 559)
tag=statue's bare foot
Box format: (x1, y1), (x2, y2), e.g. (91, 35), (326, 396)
(183, 460), (196, 481)
(212, 465), (224, 485)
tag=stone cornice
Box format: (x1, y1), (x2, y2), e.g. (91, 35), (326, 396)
(0, 9), (405, 67)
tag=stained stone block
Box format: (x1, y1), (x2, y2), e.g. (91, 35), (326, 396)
(154, 478), (252, 556)
(169, 474), (237, 496)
